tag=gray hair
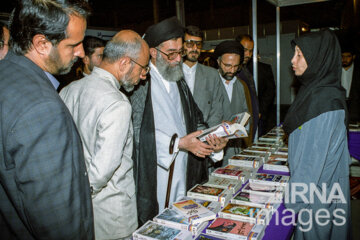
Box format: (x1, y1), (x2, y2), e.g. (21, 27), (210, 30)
(103, 37), (142, 63)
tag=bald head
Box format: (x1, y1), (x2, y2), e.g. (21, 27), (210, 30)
(100, 30), (150, 91)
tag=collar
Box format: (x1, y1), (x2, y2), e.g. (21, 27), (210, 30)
(182, 62), (198, 73)
(44, 72), (60, 90)
(91, 66), (120, 89)
(219, 72), (237, 84)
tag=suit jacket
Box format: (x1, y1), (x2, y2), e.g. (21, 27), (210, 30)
(130, 77), (208, 226)
(348, 60), (360, 122)
(60, 67), (137, 239)
(0, 52), (94, 239)
(193, 63), (224, 127)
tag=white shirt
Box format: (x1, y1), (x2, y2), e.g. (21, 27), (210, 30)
(341, 64), (354, 98)
(220, 73), (237, 102)
(182, 62), (198, 94)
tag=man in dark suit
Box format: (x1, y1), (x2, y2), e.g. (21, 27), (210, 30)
(0, 1), (94, 239)
(182, 25), (224, 127)
(236, 34), (276, 137)
(341, 47), (360, 122)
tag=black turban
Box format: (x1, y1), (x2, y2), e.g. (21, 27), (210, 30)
(143, 16), (184, 48)
(213, 40), (244, 61)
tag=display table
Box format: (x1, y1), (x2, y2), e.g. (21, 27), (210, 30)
(257, 167), (294, 240)
(349, 131), (360, 160)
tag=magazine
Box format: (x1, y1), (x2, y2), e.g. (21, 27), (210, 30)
(187, 184), (232, 207)
(206, 217), (265, 240)
(133, 220), (192, 240)
(203, 176), (243, 194)
(211, 165), (250, 182)
(172, 199), (216, 225)
(197, 112), (250, 142)
(249, 173), (289, 187)
(219, 203), (270, 225)
(153, 208), (208, 236)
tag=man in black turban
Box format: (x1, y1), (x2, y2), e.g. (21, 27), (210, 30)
(128, 17), (227, 225)
(214, 40), (253, 165)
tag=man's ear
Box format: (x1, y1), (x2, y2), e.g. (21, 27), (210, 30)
(32, 34), (52, 56)
(82, 55), (90, 65)
(117, 57), (131, 73)
(149, 48), (157, 59)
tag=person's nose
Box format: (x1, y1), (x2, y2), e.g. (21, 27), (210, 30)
(74, 43), (85, 58)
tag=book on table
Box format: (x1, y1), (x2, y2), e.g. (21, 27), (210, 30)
(133, 220), (192, 240)
(218, 202), (270, 225)
(206, 217), (266, 240)
(263, 159), (290, 172)
(228, 155), (263, 169)
(177, 196), (222, 214)
(153, 208), (209, 237)
(197, 112), (250, 142)
(203, 175), (243, 194)
(187, 184), (232, 207)
(242, 182), (284, 199)
(172, 199), (216, 225)
(231, 190), (281, 212)
(236, 150), (269, 162)
(210, 165), (251, 183)
(249, 173), (289, 187)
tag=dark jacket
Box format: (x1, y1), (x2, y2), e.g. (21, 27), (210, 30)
(0, 52), (94, 239)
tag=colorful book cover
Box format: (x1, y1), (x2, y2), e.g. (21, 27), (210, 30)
(243, 182), (284, 198)
(268, 154), (288, 161)
(187, 184), (231, 207)
(133, 220), (192, 240)
(206, 218), (254, 240)
(211, 165), (249, 182)
(195, 233), (223, 240)
(172, 199), (216, 225)
(250, 173), (289, 187)
(204, 176), (242, 194)
(264, 159), (289, 172)
(177, 197), (222, 214)
(231, 191), (277, 210)
(229, 155), (261, 168)
(219, 203), (269, 224)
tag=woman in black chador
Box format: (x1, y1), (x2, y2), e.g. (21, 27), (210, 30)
(283, 29), (351, 240)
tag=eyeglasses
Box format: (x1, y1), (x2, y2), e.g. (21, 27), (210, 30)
(130, 58), (150, 75)
(184, 40), (203, 49)
(220, 60), (241, 71)
(155, 48), (186, 60)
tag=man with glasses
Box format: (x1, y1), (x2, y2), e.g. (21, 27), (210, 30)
(60, 30), (149, 239)
(215, 40), (252, 164)
(0, 22), (9, 60)
(130, 17), (227, 226)
(182, 25), (223, 128)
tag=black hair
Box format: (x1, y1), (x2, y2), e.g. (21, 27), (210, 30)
(184, 25), (204, 39)
(83, 36), (106, 57)
(235, 34), (253, 43)
(9, 0), (91, 55)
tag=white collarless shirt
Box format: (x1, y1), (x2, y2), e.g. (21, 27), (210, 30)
(341, 64), (354, 98)
(182, 62), (198, 94)
(219, 73), (237, 102)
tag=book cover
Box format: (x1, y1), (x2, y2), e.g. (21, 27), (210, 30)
(195, 233), (223, 240)
(211, 165), (250, 182)
(187, 184), (232, 207)
(243, 182), (284, 198)
(133, 220), (192, 240)
(264, 159), (289, 172)
(236, 150), (268, 162)
(204, 176), (243, 194)
(268, 154), (288, 161)
(206, 217), (266, 240)
(249, 173), (289, 187)
(219, 203), (269, 224)
(172, 199), (216, 225)
(231, 191), (279, 211)
(180, 197), (222, 214)
(228, 155), (261, 169)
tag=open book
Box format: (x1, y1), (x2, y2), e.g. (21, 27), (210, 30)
(197, 112), (250, 142)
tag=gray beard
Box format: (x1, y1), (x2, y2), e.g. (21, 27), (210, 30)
(120, 67), (135, 92)
(156, 53), (184, 82)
